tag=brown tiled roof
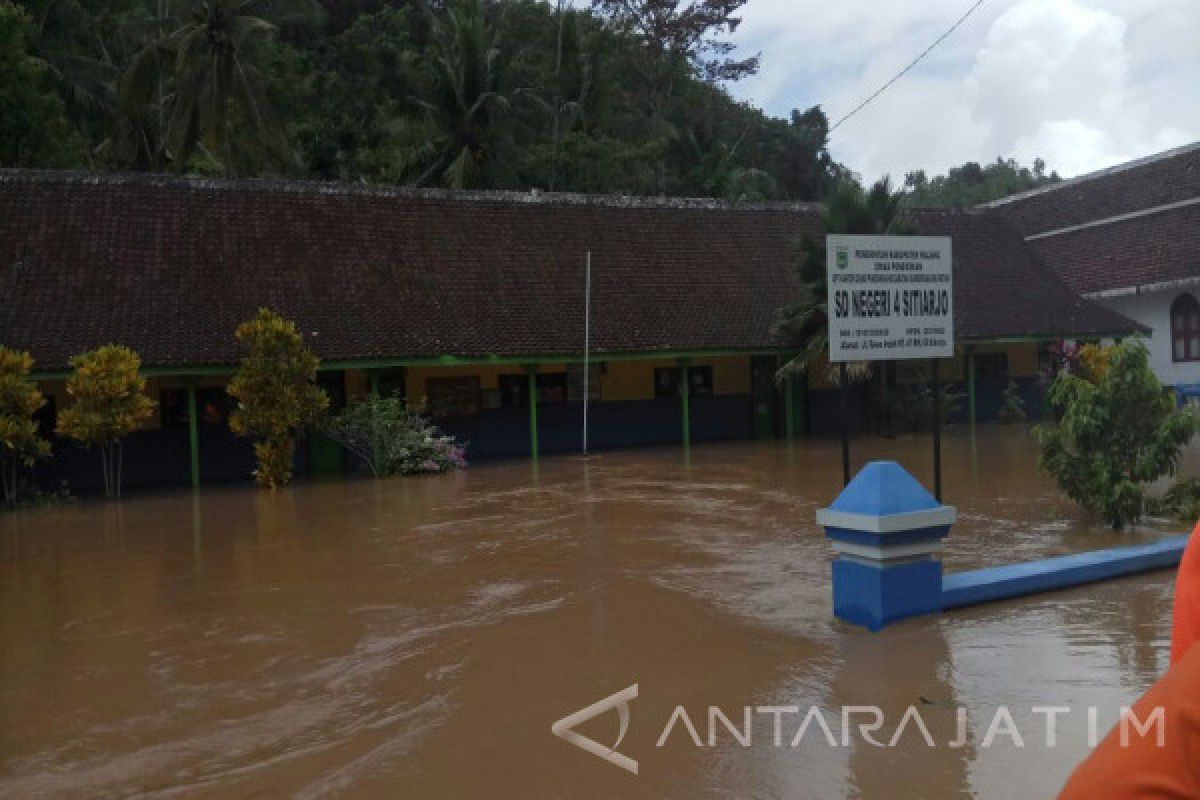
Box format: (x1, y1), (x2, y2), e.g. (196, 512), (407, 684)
(907, 209), (1146, 340)
(983, 142), (1200, 236)
(981, 143), (1200, 295)
(1025, 204), (1200, 296)
(0, 171), (1142, 371)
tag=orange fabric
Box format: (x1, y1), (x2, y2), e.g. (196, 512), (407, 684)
(1171, 522), (1200, 665)
(1059, 522), (1200, 798)
(1059, 644), (1200, 799)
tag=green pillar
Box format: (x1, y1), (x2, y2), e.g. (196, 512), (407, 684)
(526, 365), (539, 463)
(784, 372), (796, 441)
(966, 346), (977, 432)
(367, 370), (382, 477)
(186, 382), (200, 488)
(679, 358), (691, 449)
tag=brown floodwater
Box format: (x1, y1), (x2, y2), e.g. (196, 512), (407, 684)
(0, 426), (1193, 799)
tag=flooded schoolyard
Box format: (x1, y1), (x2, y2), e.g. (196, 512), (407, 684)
(0, 426), (1192, 799)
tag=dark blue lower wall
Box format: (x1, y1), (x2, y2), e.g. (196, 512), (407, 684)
(441, 395), (756, 461)
(25, 378), (1041, 493)
(31, 428), (193, 493)
(29, 425), (302, 493)
(806, 376), (1043, 435)
(969, 376), (1043, 423)
(807, 384), (870, 435)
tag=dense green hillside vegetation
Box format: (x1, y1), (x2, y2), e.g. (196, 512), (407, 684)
(1, 0), (851, 199)
(2, 0), (1057, 205)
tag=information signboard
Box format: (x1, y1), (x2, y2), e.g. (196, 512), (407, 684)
(826, 234), (953, 363)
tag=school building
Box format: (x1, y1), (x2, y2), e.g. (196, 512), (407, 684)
(984, 141), (1200, 399)
(0, 170), (1144, 491)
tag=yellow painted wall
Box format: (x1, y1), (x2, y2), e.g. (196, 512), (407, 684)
(385, 357), (755, 407)
(804, 352), (935, 388)
(599, 357), (753, 402)
(600, 359), (667, 401)
(405, 364), (567, 411)
(873, 340), (1041, 383)
(710, 356), (751, 395)
(38, 377), (211, 432)
(345, 369), (369, 399)
(33, 344), (1038, 433)
(893, 349), (963, 383)
(142, 375), (234, 430)
(1006, 344), (1039, 377)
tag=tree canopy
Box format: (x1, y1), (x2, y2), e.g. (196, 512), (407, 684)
(56, 344), (156, 499)
(903, 157), (1060, 209)
(4, 0), (847, 199)
(0, 346), (50, 506)
(1034, 340), (1198, 530)
(0, 1), (81, 166)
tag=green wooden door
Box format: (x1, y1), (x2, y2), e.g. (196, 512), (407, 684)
(750, 356), (778, 439)
(309, 371), (346, 478)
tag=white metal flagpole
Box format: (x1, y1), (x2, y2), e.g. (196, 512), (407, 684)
(582, 251), (591, 454)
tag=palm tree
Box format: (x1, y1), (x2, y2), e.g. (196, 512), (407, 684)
(776, 177), (912, 380)
(19, 1), (142, 168)
(121, 0), (320, 175)
(411, 0), (518, 189)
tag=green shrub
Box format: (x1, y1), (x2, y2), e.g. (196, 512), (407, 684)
(1034, 339), (1198, 530)
(878, 377), (963, 434)
(323, 392), (467, 477)
(997, 380), (1027, 424)
(1160, 478), (1200, 526)
(227, 309), (329, 488)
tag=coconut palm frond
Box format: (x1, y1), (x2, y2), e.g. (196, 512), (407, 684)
(118, 0), (302, 176)
(775, 177), (911, 383)
(411, 0), (519, 189)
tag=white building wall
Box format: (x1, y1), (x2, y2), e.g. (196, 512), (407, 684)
(1101, 285), (1200, 388)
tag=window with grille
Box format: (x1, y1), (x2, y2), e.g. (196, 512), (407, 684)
(1171, 293), (1200, 363)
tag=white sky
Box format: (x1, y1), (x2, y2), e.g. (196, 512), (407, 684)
(727, 0), (1200, 181)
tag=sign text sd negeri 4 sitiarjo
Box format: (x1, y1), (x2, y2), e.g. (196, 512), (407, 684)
(827, 235), (954, 362)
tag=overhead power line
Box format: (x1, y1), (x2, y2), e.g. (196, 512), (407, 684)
(829, 0), (986, 134)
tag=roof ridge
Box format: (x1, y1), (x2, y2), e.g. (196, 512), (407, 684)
(0, 168), (824, 213)
(979, 140), (1200, 208)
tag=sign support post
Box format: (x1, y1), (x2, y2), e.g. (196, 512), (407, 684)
(826, 234), (953, 498)
(931, 358), (942, 502)
(839, 362), (850, 486)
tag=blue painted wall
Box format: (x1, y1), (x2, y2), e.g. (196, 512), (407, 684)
(441, 395), (756, 462)
(30, 424), (270, 492)
(806, 375), (1043, 434)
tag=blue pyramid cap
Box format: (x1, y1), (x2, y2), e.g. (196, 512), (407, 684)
(829, 461), (940, 516)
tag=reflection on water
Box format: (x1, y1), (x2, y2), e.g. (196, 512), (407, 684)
(0, 426), (1189, 798)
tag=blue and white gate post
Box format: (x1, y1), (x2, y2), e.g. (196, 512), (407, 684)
(816, 461), (955, 631)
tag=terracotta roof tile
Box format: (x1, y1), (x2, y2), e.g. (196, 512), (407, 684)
(908, 209), (1145, 339)
(0, 171), (1141, 371)
(1025, 204), (1200, 295)
(983, 142), (1200, 235)
(982, 143), (1200, 295)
